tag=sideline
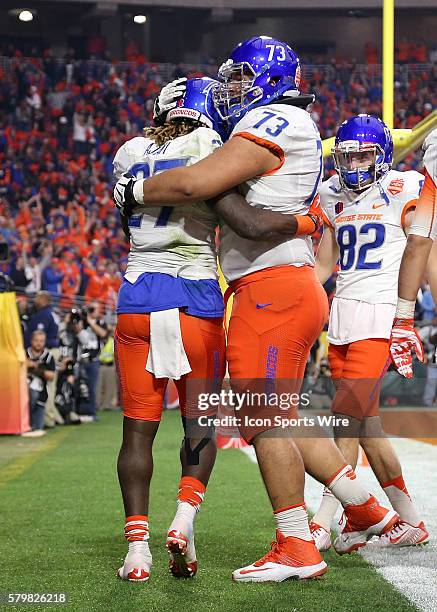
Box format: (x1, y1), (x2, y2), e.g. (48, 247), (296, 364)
(0, 428), (73, 489)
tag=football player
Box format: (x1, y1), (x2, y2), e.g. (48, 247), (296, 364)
(113, 78), (226, 583)
(390, 129), (437, 378)
(115, 37), (398, 582)
(113, 76), (321, 583)
(311, 114), (428, 549)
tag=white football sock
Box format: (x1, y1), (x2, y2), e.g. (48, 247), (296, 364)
(312, 488), (340, 532)
(168, 501), (197, 540)
(383, 476), (421, 527)
(123, 541), (152, 572)
(328, 464), (370, 507)
(274, 504), (312, 541)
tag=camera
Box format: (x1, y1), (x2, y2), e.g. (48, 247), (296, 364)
(70, 308), (88, 326)
(0, 271), (14, 292)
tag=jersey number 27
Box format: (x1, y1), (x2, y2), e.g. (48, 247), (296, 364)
(129, 157), (189, 227)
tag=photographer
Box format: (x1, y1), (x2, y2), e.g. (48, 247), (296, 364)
(77, 302), (108, 419)
(56, 309), (85, 424)
(25, 330), (56, 436)
(58, 304), (107, 420)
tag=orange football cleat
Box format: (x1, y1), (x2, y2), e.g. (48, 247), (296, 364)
(117, 541), (152, 582)
(166, 529), (198, 578)
(368, 520), (429, 548)
(232, 530), (328, 582)
(334, 495), (398, 554)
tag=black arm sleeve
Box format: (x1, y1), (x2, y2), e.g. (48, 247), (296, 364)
(209, 189), (298, 241)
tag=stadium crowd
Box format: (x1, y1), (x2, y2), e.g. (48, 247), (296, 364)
(0, 41), (435, 309)
(0, 39), (436, 431)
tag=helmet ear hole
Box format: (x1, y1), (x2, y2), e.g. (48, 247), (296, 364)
(269, 77), (280, 86)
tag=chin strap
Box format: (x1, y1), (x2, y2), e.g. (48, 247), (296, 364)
(274, 93), (316, 108)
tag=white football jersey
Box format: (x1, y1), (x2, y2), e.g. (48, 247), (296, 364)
(320, 170), (422, 344)
(219, 104), (323, 282)
(113, 127), (222, 282)
(409, 128), (437, 240)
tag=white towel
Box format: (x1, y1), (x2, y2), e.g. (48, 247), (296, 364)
(146, 309), (191, 380)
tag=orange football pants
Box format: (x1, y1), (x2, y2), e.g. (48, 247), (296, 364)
(328, 338), (391, 419)
(226, 265), (329, 441)
(115, 312), (225, 421)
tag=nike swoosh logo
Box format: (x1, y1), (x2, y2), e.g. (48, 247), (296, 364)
(372, 203), (386, 209)
(239, 567), (271, 574)
(256, 303), (272, 309)
(389, 534), (405, 544)
(132, 568), (146, 578)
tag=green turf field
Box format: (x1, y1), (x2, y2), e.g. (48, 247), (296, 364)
(0, 412), (417, 612)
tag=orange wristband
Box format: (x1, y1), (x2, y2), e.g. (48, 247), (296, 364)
(295, 215), (317, 236)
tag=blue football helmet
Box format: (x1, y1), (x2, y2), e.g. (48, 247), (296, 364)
(333, 114), (393, 191)
(213, 36), (301, 126)
(165, 77), (228, 140)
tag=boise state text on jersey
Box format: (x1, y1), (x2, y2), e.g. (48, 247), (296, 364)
(320, 169), (423, 305)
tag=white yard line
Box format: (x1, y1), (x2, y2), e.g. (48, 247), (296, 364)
(357, 439), (437, 612)
(238, 438), (437, 612)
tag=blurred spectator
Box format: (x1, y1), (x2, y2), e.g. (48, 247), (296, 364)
(364, 42), (378, 65)
(26, 85), (42, 113)
(24, 255), (43, 294)
(411, 40), (427, 63)
(42, 258), (64, 298)
(24, 330), (56, 436)
(9, 255), (31, 291)
(73, 111), (95, 155)
(396, 38), (411, 64)
(420, 286), (436, 321)
(83, 258), (111, 304)
(25, 291), (59, 348)
(420, 324), (437, 407)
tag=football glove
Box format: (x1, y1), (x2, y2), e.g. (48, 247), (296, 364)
(307, 194), (323, 231)
(113, 173), (138, 218)
(389, 318), (424, 379)
(295, 195), (323, 236)
(153, 77), (187, 125)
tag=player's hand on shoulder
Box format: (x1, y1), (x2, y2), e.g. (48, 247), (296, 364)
(113, 173), (138, 218)
(389, 318), (424, 379)
(153, 77), (187, 124)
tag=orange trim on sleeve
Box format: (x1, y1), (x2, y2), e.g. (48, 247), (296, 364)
(401, 198), (417, 229)
(233, 131), (285, 176)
